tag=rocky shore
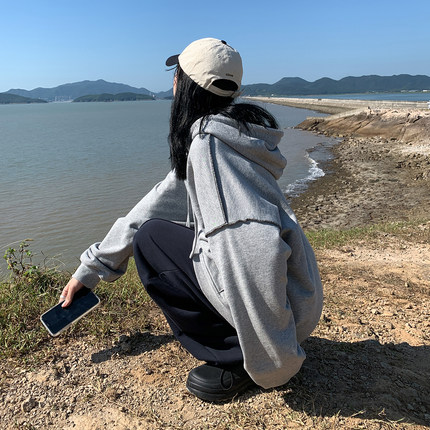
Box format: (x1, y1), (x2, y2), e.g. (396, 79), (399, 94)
(291, 105), (430, 230)
(248, 96), (430, 229)
(1, 100), (429, 429)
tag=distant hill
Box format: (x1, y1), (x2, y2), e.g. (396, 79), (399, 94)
(0, 93), (47, 104)
(155, 89), (174, 99)
(242, 74), (430, 96)
(5, 75), (430, 101)
(6, 79), (154, 102)
(73, 93), (154, 102)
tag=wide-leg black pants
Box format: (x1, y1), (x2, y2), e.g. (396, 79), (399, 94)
(132, 219), (243, 367)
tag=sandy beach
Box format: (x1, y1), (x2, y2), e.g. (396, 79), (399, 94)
(1, 98), (430, 429)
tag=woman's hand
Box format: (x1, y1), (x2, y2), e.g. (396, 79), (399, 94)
(60, 278), (84, 308)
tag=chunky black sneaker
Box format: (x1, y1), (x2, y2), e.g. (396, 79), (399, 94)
(186, 363), (256, 402)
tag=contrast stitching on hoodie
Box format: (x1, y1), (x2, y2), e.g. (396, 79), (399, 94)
(208, 135), (227, 225)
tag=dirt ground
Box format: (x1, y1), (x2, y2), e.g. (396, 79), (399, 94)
(1, 108), (429, 429)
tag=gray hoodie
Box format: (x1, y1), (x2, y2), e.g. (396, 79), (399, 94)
(73, 114), (323, 389)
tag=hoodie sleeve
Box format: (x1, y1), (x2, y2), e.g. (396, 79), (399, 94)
(73, 170), (188, 288)
(205, 221), (306, 389)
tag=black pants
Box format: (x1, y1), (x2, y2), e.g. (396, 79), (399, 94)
(133, 219), (243, 367)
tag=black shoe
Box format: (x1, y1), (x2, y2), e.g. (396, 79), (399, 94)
(186, 363), (256, 402)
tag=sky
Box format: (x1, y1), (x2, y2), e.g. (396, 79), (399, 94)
(2, 0), (430, 93)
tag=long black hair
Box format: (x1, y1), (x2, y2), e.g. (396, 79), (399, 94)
(169, 66), (279, 180)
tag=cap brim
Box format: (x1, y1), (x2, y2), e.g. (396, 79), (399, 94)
(165, 54), (179, 67)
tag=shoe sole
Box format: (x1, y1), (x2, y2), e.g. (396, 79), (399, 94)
(186, 378), (255, 402)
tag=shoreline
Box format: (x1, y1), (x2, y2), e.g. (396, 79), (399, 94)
(253, 97), (430, 230)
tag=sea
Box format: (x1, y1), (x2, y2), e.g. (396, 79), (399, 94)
(2, 92), (421, 276)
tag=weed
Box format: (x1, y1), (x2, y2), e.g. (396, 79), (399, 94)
(0, 239), (68, 358)
(3, 239), (41, 282)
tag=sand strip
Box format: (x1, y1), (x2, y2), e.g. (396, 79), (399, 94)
(246, 96), (430, 114)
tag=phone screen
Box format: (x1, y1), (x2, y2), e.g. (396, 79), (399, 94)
(40, 287), (100, 337)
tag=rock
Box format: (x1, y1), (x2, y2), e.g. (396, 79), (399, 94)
(21, 397), (36, 413)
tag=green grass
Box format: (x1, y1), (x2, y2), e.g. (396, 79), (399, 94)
(1, 218), (428, 362)
(0, 259), (152, 361)
(305, 218), (429, 249)
(0, 269), (68, 358)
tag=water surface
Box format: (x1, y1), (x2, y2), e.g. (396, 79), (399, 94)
(0, 100), (333, 274)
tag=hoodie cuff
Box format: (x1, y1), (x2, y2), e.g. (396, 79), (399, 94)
(72, 264), (101, 290)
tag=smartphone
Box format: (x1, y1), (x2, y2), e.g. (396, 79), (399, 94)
(40, 287), (100, 337)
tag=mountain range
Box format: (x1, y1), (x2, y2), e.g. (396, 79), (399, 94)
(4, 75), (430, 102)
(241, 74), (430, 96)
(6, 79), (157, 102)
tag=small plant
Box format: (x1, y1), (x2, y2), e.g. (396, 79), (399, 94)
(1, 239), (69, 359)
(3, 239), (41, 282)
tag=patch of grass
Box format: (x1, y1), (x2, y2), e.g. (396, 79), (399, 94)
(306, 218), (429, 249)
(0, 257), (151, 361)
(2, 218), (428, 362)
(0, 269), (69, 358)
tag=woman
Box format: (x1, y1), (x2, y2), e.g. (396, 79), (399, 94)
(60, 38), (323, 402)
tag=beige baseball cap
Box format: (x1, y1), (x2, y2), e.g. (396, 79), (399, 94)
(166, 38), (243, 98)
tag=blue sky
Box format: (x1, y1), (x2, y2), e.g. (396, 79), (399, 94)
(2, 0), (429, 93)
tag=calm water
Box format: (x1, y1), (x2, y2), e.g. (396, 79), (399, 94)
(0, 100), (333, 275)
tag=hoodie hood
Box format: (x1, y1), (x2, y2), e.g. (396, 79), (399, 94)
(191, 114), (286, 180)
